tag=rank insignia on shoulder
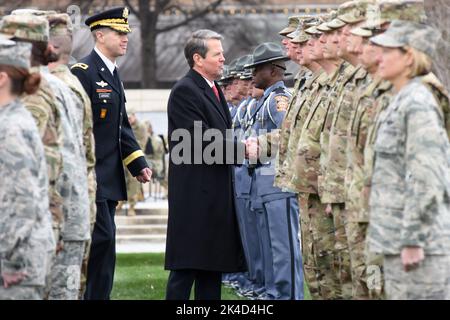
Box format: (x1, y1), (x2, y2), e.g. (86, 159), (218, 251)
(71, 63), (89, 70)
(274, 95), (289, 112)
(96, 81), (108, 88)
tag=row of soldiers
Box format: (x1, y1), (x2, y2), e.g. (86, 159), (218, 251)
(0, 11), (96, 299)
(220, 0), (450, 300)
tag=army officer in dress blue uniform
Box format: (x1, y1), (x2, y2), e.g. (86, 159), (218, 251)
(71, 7), (152, 300)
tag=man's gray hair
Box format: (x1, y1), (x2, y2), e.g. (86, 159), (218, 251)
(184, 29), (223, 68)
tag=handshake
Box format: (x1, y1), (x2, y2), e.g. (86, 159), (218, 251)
(244, 137), (260, 161)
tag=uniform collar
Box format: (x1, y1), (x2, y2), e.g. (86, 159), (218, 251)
(263, 80), (284, 98)
(94, 46), (118, 75)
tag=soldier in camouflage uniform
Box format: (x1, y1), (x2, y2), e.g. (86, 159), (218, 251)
(367, 20), (450, 300)
(124, 110), (148, 216)
(0, 39), (55, 300)
(288, 17), (346, 299)
(345, 0), (429, 299)
(42, 12), (97, 299)
(0, 14), (63, 252)
(319, 1), (375, 298)
(4, 12), (90, 300)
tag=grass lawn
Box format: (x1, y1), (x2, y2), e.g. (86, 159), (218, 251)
(111, 253), (310, 300)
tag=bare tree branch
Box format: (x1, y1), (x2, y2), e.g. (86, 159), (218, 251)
(157, 0), (223, 33)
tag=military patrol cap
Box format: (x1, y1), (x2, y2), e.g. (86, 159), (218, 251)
(328, 1), (355, 29)
(85, 7), (131, 33)
(279, 16), (302, 36)
(244, 43), (289, 68)
(0, 39), (32, 70)
(291, 16), (321, 43)
(370, 20), (439, 56)
(11, 9), (57, 16)
(0, 14), (49, 42)
(364, 0), (427, 30)
(350, 25), (374, 37)
(317, 10), (338, 32)
(339, 0), (374, 24)
(47, 13), (73, 37)
(286, 15), (318, 39)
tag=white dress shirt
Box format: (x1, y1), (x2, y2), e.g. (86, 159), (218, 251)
(94, 46), (118, 75)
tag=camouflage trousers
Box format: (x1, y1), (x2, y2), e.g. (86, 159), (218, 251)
(0, 286), (42, 300)
(345, 221), (384, 299)
(331, 203), (352, 299)
(298, 193), (341, 299)
(384, 255), (450, 300)
(48, 240), (86, 300)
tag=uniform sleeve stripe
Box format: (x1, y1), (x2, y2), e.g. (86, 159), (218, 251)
(123, 150), (145, 166)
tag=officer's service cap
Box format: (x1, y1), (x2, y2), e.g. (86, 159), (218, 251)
(85, 7), (131, 33)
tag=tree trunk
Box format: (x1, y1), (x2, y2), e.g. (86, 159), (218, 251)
(425, 0), (450, 92)
(139, 0), (158, 88)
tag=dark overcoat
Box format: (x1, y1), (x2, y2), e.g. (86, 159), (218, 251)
(165, 69), (246, 272)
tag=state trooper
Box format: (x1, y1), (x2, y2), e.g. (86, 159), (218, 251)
(71, 7), (151, 300)
(0, 39), (55, 300)
(320, 0), (374, 299)
(290, 19), (341, 300)
(245, 42), (303, 300)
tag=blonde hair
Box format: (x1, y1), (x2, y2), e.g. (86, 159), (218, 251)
(404, 46), (433, 78)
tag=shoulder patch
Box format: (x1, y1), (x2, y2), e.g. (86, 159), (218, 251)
(71, 63), (89, 70)
(274, 95), (290, 112)
(274, 87), (286, 94)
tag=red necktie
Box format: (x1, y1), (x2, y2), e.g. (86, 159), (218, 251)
(212, 84), (220, 102)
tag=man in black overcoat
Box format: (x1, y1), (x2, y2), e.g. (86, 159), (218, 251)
(165, 29), (247, 300)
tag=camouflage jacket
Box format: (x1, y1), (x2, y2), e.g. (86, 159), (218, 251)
(367, 78), (450, 254)
(318, 62), (354, 201)
(0, 100), (55, 287)
(20, 75), (63, 234)
(321, 65), (370, 204)
(345, 77), (389, 222)
(43, 68), (90, 241)
(50, 64), (96, 178)
(271, 70), (315, 191)
(290, 71), (329, 194)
